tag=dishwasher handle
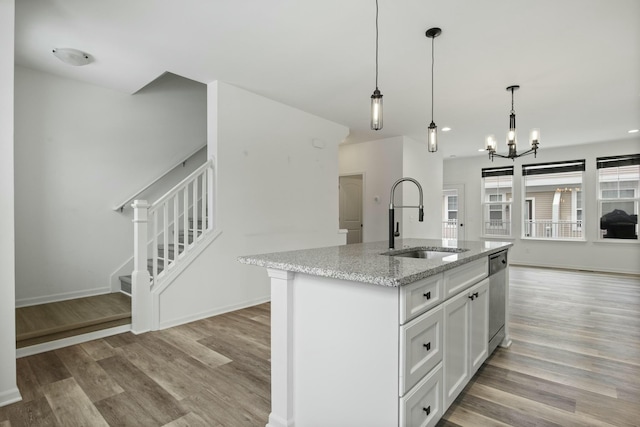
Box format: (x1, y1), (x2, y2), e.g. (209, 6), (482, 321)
(489, 251), (508, 275)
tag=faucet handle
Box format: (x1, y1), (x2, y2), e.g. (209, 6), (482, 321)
(394, 222), (400, 237)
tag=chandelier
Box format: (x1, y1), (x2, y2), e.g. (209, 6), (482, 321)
(485, 85), (540, 161)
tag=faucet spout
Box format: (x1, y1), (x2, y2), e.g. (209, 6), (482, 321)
(389, 177), (425, 249)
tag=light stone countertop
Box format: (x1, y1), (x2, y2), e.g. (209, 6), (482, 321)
(238, 238), (513, 287)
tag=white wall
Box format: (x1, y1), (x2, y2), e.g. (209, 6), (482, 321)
(338, 136), (443, 244)
(156, 81), (349, 328)
(339, 137), (404, 242)
(14, 67), (207, 306)
(0, 0), (21, 407)
(402, 136), (443, 239)
(444, 138), (640, 274)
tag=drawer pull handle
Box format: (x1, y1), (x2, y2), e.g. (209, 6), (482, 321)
(423, 342), (431, 351)
(468, 294), (475, 300)
(423, 406), (431, 416)
(423, 291), (431, 300)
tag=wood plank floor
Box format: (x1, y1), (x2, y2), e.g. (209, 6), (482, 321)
(1, 266), (639, 426)
(16, 293), (131, 348)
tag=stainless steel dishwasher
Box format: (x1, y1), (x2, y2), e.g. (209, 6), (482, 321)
(488, 250), (508, 355)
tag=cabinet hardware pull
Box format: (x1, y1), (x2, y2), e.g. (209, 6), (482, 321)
(423, 291), (431, 300)
(468, 294), (474, 300)
(474, 292), (479, 298)
(423, 342), (431, 351)
(423, 406), (431, 416)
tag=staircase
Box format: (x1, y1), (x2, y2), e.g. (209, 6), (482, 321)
(119, 222), (202, 294)
(128, 159), (215, 332)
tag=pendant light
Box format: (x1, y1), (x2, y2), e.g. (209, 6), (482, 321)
(426, 27), (441, 152)
(485, 85), (540, 161)
(370, 0), (383, 130)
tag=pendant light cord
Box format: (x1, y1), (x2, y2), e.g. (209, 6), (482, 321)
(431, 35), (435, 122)
(375, 0), (379, 90)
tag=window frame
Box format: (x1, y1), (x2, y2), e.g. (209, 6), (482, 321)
(596, 154), (639, 241)
(521, 159), (586, 241)
(481, 166), (513, 238)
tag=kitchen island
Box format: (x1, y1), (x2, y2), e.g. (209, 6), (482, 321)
(239, 238), (512, 427)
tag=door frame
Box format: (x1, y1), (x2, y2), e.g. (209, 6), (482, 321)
(339, 173), (365, 244)
(443, 183), (465, 242)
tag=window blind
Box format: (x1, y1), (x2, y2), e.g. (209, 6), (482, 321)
(481, 166), (513, 178)
(596, 154), (640, 169)
(522, 160), (586, 176)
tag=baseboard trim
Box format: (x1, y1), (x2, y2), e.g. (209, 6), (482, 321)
(509, 262), (640, 277)
(16, 324), (131, 358)
(158, 296), (270, 330)
(0, 387), (22, 408)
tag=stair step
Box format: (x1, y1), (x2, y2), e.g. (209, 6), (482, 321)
(16, 293), (131, 348)
(119, 225), (206, 293)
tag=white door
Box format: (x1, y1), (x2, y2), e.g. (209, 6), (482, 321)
(339, 175), (363, 244)
(443, 291), (470, 410)
(469, 279), (489, 374)
(443, 184), (465, 242)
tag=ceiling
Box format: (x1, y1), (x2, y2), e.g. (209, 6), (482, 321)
(14, 0), (640, 158)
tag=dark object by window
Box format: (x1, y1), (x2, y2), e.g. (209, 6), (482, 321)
(600, 209), (638, 239)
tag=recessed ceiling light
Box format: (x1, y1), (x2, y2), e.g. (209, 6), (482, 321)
(478, 148), (486, 152)
(629, 129), (639, 134)
(442, 127), (452, 132)
(52, 48), (93, 66)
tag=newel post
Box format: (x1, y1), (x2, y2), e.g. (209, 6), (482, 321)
(131, 200), (152, 334)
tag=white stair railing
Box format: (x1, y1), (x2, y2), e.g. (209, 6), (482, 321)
(131, 159), (214, 333)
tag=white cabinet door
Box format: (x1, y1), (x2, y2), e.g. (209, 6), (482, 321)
(443, 290), (470, 410)
(469, 279), (489, 374)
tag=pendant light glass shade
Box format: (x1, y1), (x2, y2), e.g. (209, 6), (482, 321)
(371, 89), (383, 130)
(428, 121), (437, 152)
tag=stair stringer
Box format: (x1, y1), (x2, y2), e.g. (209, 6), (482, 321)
(150, 227), (223, 330)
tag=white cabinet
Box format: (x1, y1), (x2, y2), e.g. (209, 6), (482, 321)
(400, 363), (443, 427)
(265, 252), (503, 427)
(400, 273), (443, 324)
(399, 306), (443, 395)
(443, 257), (487, 298)
(443, 278), (489, 410)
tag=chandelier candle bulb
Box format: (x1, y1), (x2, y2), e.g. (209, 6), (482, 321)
(530, 128), (540, 147)
(486, 135), (497, 152)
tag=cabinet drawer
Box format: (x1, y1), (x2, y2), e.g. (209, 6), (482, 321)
(443, 257), (488, 298)
(400, 273), (443, 324)
(399, 306), (443, 395)
(400, 363), (442, 427)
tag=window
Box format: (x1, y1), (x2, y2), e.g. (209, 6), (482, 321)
(597, 154), (639, 240)
(482, 166), (513, 237)
(522, 160), (585, 240)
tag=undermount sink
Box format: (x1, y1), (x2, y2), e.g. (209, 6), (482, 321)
(383, 247), (469, 259)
